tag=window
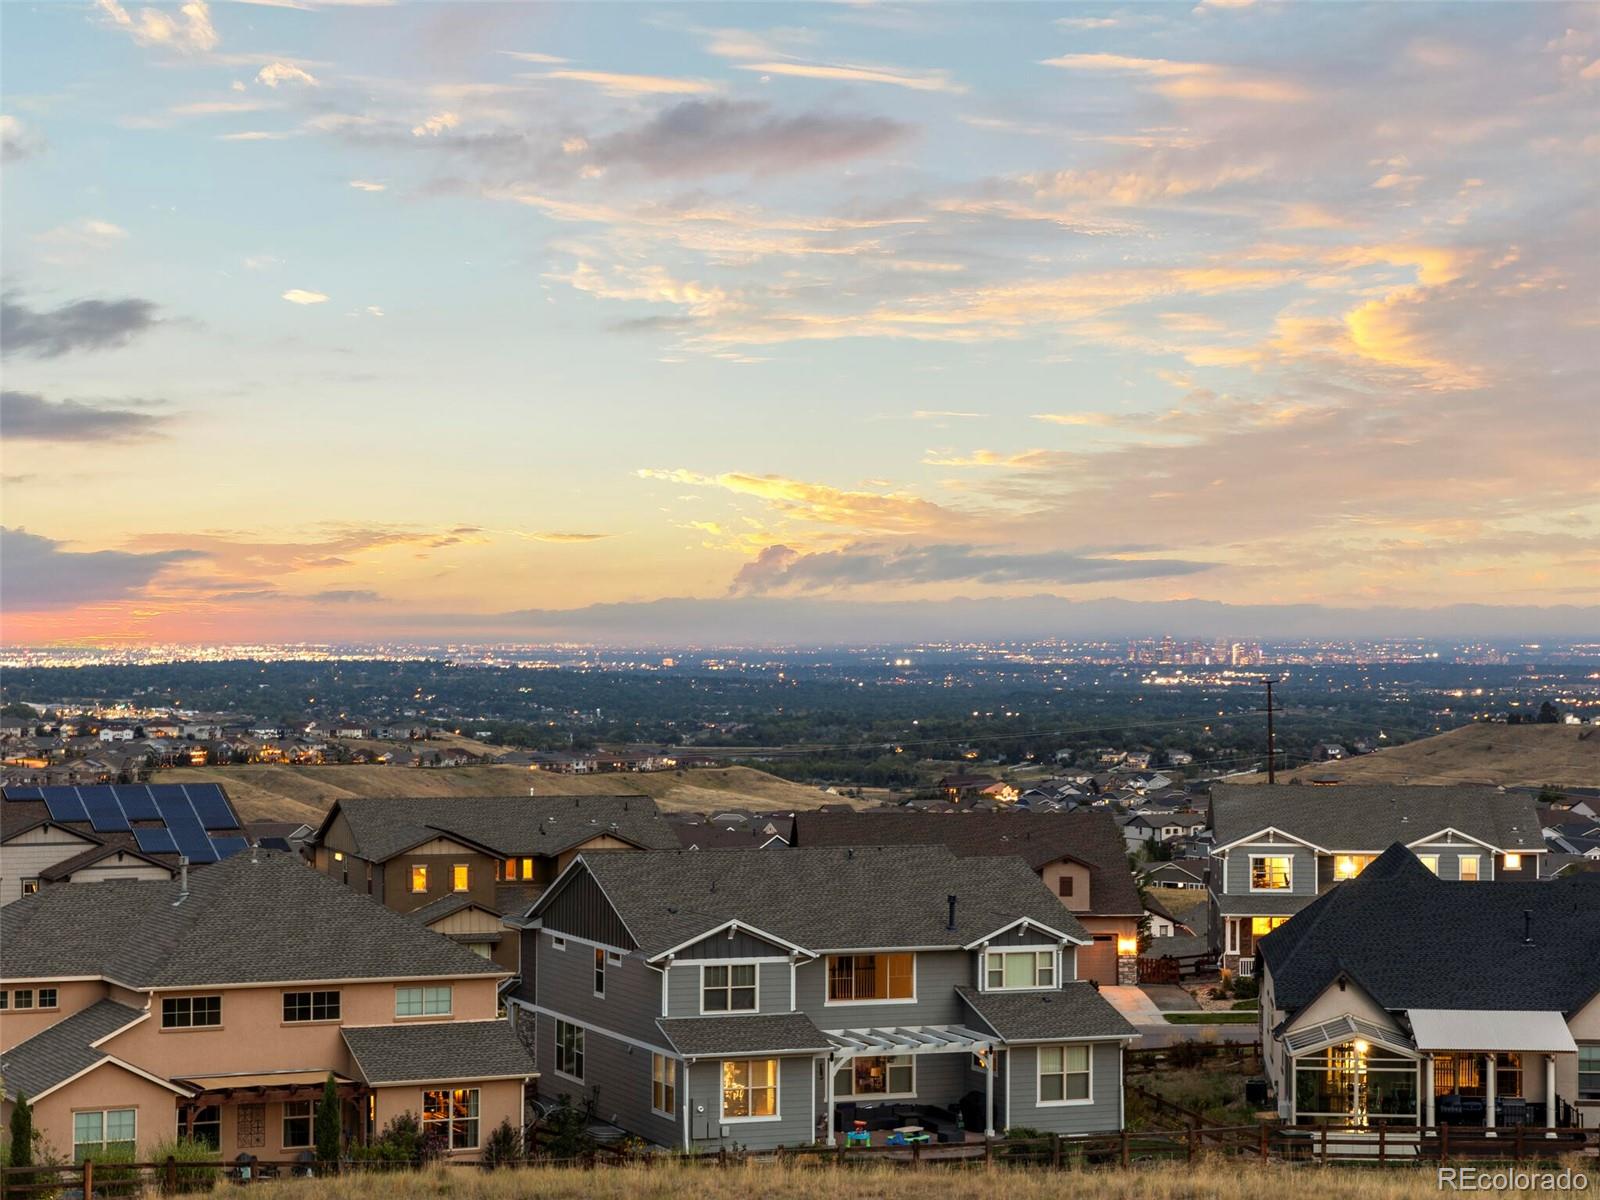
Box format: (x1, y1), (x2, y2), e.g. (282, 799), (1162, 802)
(283, 991), (341, 1023)
(0, 992), (7, 1010)
(410, 865), (428, 893)
(162, 995), (222, 1028)
(38, 988), (58, 1009)
(1504, 853), (1523, 871)
(283, 1100), (317, 1148)
(1494, 1052), (1522, 1099)
(721, 1059), (778, 1120)
(12, 990), (33, 1010)
(1250, 916), (1288, 938)
(396, 986), (451, 1017)
(555, 1020), (585, 1080)
(834, 1055), (914, 1098)
(593, 947), (606, 997)
(188, 1106), (221, 1151)
(702, 963), (758, 1013)
(1459, 855), (1481, 882)
(1417, 854), (1440, 875)
(21, 879), (39, 896)
(652, 1054), (677, 1116)
(1057, 876), (1074, 898)
(1038, 1045), (1092, 1104)
(986, 949), (1055, 990)
(520, 857), (533, 879)
(452, 863), (470, 892)
(422, 1088), (479, 1150)
(551, 935), (567, 951)
(73, 1109), (135, 1162)
(1250, 855), (1292, 891)
(1578, 1045), (1600, 1100)
(1332, 855), (1375, 880)
(826, 953), (914, 1002)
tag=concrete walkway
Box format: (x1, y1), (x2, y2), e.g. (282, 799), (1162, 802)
(1100, 985), (1166, 1024)
(1102, 984), (1259, 1047)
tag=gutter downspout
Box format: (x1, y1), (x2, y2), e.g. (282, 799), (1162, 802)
(681, 1057), (692, 1152)
(985, 1046), (996, 1138)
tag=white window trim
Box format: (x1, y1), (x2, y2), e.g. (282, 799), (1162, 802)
(1248, 854), (1294, 893)
(72, 1108), (137, 1157)
(1226, 919), (1240, 955)
(823, 953), (918, 1007)
(982, 946), (1059, 993)
(395, 985), (453, 1018)
(718, 1058), (782, 1123)
(421, 1086), (481, 1151)
(1458, 854), (1482, 882)
(551, 935), (566, 951)
(699, 961), (761, 1016)
(1416, 853), (1440, 875)
(833, 1054), (917, 1101)
(650, 1053), (677, 1118)
(593, 947), (606, 999)
(606, 950), (623, 966)
(553, 1019), (585, 1083)
(1036, 1044), (1094, 1107)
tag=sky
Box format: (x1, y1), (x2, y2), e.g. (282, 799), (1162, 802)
(2, 0), (1597, 645)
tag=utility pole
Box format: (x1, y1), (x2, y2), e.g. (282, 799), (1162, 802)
(1265, 678), (1279, 783)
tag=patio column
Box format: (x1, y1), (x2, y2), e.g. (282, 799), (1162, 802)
(1545, 1055), (1556, 1138)
(1484, 1052), (1496, 1135)
(984, 1047), (996, 1138)
(824, 1056), (837, 1146)
(1424, 1057), (1436, 1128)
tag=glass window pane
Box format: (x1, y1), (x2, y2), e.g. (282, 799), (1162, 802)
(1040, 1074), (1064, 1102)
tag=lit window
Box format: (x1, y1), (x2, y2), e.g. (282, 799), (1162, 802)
(593, 947), (606, 997)
(1459, 855), (1481, 882)
(1251, 916), (1288, 937)
(1504, 853), (1522, 871)
(410, 865), (428, 893)
(422, 1088), (479, 1150)
(721, 1059), (778, 1119)
(396, 986), (451, 1017)
(520, 857), (533, 879)
(651, 1054), (677, 1116)
(985, 950), (1055, 990)
(1417, 854), (1440, 875)
(1038, 1045), (1091, 1104)
(1250, 856), (1292, 891)
(452, 863), (469, 892)
(834, 1055), (914, 1098)
(21, 879), (40, 896)
(1333, 855), (1374, 880)
(702, 963), (758, 1012)
(826, 954), (914, 1002)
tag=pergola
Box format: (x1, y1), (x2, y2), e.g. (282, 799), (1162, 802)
(822, 1025), (999, 1143)
(172, 1072), (370, 1145)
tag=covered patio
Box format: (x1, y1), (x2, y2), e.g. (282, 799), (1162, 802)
(823, 1024), (999, 1145)
(1411, 1009), (1575, 1131)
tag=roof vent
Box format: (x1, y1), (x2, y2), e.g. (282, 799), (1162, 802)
(1523, 909), (1533, 945)
(173, 856), (190, 905)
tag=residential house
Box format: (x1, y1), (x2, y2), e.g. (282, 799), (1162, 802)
(673, 814), (795, 850)
(511, 845), (1136, 1151)
(1207, 784), (1546, 976)
(1138, 861), (1206, 891)
(1121, 812), (1207, 848)
(0, 850), (534, 1162)
(937, 774), (997, 801)
(308, 794), (680, 977)
(1141, 894), (1193, 939)
(1256, 844), (1600, 1130)
(792, 811), (1144, 986)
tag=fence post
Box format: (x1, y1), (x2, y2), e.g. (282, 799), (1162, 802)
(1440, 1122), (1450, 1163)
(1187, 1124), (1197, 1162)
(1378, 1123), (1386, 1167)
(1515, 1123), (1524, 1161)
(82, 1159), (95, 1199)
(836, 1139), (845, 1164)
(911, 1141), (921, 1170)
(1318, 1124), (1327, 1164)
(1258, 1122), (1269, 1161)
(1052, 1133), (1062, 1169)
(165, 1153), (178, 1193)
(1119, 1129), (1129, 1168)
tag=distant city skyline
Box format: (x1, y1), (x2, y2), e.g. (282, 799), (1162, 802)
(2, 1), (1596, 644)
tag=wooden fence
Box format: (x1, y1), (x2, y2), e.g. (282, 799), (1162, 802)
(3, 1124), (1594, 1197)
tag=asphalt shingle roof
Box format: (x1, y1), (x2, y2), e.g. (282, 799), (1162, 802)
(560, 845), (1087, 958)
(956, 983), (1138, 1042)
(0, 1000), (144, 1100)
(1259, 843), (1600, 1014)
(1, 850), (504, 987)
(657, 1013), (832, 1056)
(324, 794), (680, 862)
(341, 1020), (535, 1084)
(1211, 784), (1544, 853)
(793, 810), (1143, 917)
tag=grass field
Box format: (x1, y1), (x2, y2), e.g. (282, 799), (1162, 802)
(1236, 722), (1599, 787)
(181, 1160), (1600, 1200)
(161, 763), (864, 824)
(1164, 1012), (1257, 1025)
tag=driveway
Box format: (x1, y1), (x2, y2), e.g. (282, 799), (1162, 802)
(1100, 985), (1166, 1024)
(1101, 984), (1259, 1046)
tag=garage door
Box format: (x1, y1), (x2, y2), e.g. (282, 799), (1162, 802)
(1077, 934), (1117, 985)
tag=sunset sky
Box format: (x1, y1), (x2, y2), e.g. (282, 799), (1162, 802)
(2, 1), (1597, 644)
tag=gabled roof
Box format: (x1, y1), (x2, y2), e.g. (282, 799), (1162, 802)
(1258, 843), (1600, 1014)
(40, 842), (175, 882)
(534, 845), (1087, 959)
(657, 1013), (832, 1057)
(1, 850), (505, 987)
(341, 1020), (535, 1085)
(318, 794), (680, 862)
(1210, 784), (1544, 853)
(0, 1000), (148, 1100)
(792, 810), (1142, 917)
(956, 982), (1138, 1042)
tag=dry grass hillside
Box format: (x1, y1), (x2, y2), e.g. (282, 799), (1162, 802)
(202, 1161), (1597, 1200)
(1237, 722), (1598, 788)
(159, 763), (861, 825)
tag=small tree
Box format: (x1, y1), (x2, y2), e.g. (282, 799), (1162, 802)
(315, 1075), (342, 1169)
(8, 1093), (33, 1168)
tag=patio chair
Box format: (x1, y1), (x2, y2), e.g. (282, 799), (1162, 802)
(1498, 1098), (1527, 1127)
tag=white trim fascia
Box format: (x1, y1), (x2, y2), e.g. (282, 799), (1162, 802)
(646, 919), (812, 964)
(525, 1002), (675, 1057)
(1405, 828), (1502, 853)
(963, 916), (1088, 950)
(25, 1056), (193, 1104)
(1211, 827), (1328, 855)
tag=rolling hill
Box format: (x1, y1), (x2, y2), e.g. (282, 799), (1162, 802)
(159, 763), (864, 825)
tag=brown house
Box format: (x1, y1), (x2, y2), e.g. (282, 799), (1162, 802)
(793, 810), (1145, 985)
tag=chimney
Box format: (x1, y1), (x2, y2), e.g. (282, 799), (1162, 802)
(173, 855), (190, 905)
(1523, 909), (1533, 945)
(947, 894), (957, 931)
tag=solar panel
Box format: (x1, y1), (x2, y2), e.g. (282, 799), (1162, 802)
(115, 785), (162, 820)
(42, 786), (90, 823)
(173, 825), (219, 864)
(134, 827), (180, 855)
(149, 784), (191, 806)
(208, 836), (250, 860)
(4, 786), (44, 801)
(154, 791), (199, 824)
(78, 786), (131, 832)
(185, 784), (240, 831)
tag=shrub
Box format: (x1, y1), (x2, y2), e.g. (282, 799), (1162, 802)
(482, 1119), (524, 1169)
(534, 1097), (596, 1162)
(144, 1136), (220, 1192)
(1231, 976), (1259, 1000)
(315, 1075), (343, 1169)
(1168, 1041), (1208, 1069)
(8, 1094), (33, 1168)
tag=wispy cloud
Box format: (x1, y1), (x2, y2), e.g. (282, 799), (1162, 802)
(95, 0), (218, 54)
(734, 59), (963, 93)
(1041, 52), (1309, 103)
(281, 289), (329, 305)
(540, 69), (718, 96)
(1, 390), (168, 442)
(257, 62), (318, 87)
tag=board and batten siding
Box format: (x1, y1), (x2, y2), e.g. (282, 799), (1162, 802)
(1004, 1041), (1123, 1134)
(665, 960), (792, 1018)
(536, 931), (664, 1045)
(1, 825), (101, 905)
(1220, 844), (1317, 896)
(674, 927), (791, 960)
(685, 1055), (816, 1149)
(794, 949), (972, 1026)
(537, 864), (638, 950)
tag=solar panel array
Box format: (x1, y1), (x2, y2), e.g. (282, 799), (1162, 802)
(3, 783), (247, 865)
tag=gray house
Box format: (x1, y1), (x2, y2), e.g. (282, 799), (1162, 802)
(510, 845), (1136, 1151)
(1207, 785), (1546, 975)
